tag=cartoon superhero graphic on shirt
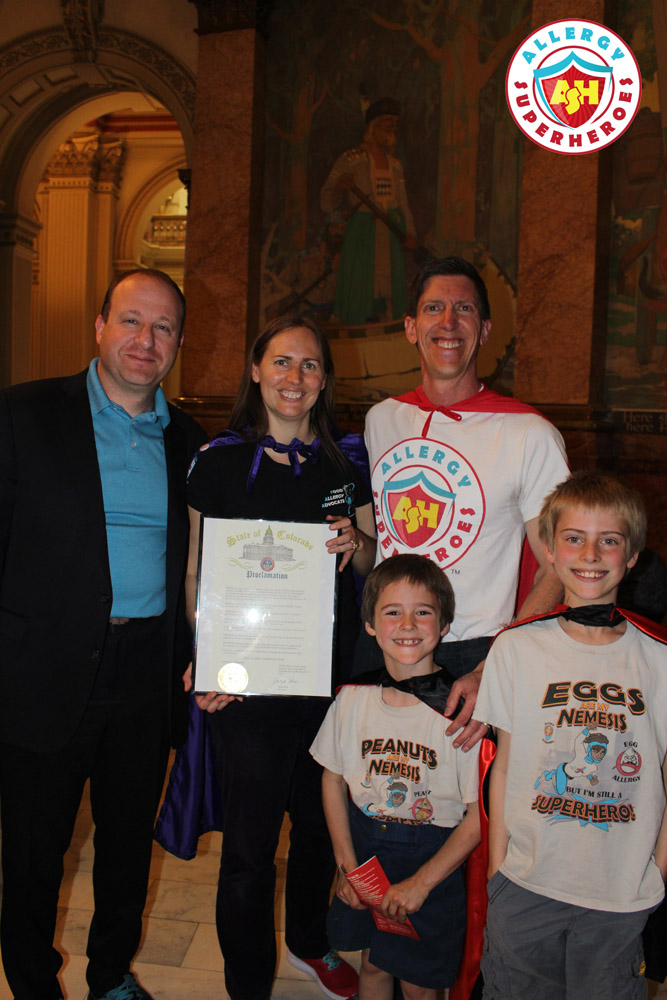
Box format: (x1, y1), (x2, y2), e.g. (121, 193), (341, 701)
(535, 729), (609, 793)
(361, 777), (408, 818)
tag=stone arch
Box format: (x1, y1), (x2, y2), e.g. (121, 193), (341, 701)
(0, 25), (195, 385)
(115, 156), (188, 270)
(0, 26), (195, 213)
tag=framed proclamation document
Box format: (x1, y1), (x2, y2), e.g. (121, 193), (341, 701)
(192, 517), (337, 698)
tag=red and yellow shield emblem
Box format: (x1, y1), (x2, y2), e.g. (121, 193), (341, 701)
(383, 471), (455, 549)
(535, 52), (613, 128)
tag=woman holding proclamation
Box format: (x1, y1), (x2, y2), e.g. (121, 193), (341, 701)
(184, 316), (375, 1000)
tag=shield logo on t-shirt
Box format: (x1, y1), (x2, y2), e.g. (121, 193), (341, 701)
(383, 471), (455, 548)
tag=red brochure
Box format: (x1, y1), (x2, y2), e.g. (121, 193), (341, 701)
(343, 856), (420, 940)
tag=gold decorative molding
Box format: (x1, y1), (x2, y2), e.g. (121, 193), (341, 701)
(97, 140), (125, 186)
(0, 27), (196, 122)
(98, 28), (196, 120)
(0, 212), (41, 250)
(149, 215), (186, 247)
(47, 136), (100, 178)
(42, 134), (125, 191)
(60, 0), (105, 62)
(0, 28), (71, 78)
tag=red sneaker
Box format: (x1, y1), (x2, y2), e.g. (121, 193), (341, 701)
(287, 949), (359, 1000)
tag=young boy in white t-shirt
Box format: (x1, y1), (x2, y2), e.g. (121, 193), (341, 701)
(311, 554), (481, 1000)
(474, 471), (667, 1000)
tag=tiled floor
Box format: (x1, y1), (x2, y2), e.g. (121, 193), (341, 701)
(0, 773), (665, 1000)
(0, 767), (360, 1000)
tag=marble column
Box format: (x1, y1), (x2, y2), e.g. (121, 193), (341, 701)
(27, 134), (124, 382)
(0, 213), (41, 387)
(179, 1), (267, 421)
(35, 136), (102, 378)
(94, 140), (125, 314)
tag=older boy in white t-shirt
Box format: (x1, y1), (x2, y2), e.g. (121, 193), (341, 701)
(474, 471), (667, 1000)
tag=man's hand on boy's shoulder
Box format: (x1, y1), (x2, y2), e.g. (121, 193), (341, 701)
(445, 660), (489, 751)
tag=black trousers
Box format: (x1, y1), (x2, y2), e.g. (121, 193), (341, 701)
(209, 695), (335, 1000)
(0, 616), (172, 1000)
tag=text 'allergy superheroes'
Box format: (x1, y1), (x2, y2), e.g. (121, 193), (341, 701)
(374, 438), (484, 567)
(366, 396), (567, 642)
(506, 19), (641, 154)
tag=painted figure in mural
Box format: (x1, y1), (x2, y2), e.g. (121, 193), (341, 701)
(321, 97), (417, 325)
(359, 256), (570, 754)
(0, 269), (206, 1000)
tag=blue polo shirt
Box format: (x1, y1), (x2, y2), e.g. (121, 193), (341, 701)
(87, 359), (170, 618)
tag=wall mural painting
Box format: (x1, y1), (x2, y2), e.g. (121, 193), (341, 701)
(260, 0), (530, 407)
(607, 0), (667, 411)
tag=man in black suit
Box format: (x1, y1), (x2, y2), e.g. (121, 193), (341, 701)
(0, 269), (206, 1000)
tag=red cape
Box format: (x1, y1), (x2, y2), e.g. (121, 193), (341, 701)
(495, 604), (667, 645)
(394, 384), (546, 418)
(448, 737), (496, 1000)
(392, 383), (548, 617)
(357, 387), (554, 996)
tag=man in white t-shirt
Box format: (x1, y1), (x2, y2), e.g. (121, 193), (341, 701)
(361, 257), (569, 749)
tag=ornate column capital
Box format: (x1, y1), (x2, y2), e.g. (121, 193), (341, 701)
(44, 135), (125, 187)
(60, 0), (105, 61)
(97, 140), (126, 188)
(188, 0), (271, 37)
(47, 135), (100, 179)
(0, 212), (41, 250)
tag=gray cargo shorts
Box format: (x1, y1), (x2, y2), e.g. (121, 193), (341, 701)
(482, 871), (651, 1000)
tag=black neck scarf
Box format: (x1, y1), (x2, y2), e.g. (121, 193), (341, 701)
(379, 666), (464, 719)
(559, 604), (626, 627)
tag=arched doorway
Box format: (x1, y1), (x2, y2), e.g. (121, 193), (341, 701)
(0, 25), (195, 389)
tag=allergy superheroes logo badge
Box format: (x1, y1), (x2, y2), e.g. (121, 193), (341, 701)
(506, 19), (641, 154)
(373, 437), (484, 568)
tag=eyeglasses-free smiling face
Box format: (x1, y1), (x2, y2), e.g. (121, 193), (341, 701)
(544, 504), (639, 608)
(251, 327), (327, 439)
(404, 274), (490, 400)
(365, 579), (449, 680)
(95, 273), (183, 412)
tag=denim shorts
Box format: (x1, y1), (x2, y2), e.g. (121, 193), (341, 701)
(327, 804), (466, 989)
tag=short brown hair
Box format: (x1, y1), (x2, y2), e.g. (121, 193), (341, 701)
(100, 268), (186, 335)
(538, 471), (646, 557)
(361, 554), (455, 630)
(406, 256), (490, 321)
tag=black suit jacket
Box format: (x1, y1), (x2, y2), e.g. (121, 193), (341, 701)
(0, 369), (206, 752)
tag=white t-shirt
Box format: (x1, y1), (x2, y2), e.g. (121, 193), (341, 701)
(311, 684), (479, 828)
(474, 618), (667, 912)
(365, 396), (568, 642)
